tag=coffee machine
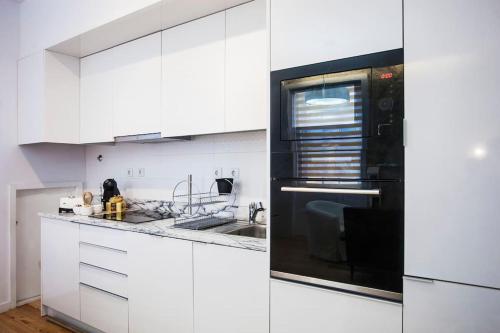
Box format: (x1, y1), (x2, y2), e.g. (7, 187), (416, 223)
(102, 179), (120, 208)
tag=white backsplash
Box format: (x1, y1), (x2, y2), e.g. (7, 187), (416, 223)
(85, 130), (267, 220)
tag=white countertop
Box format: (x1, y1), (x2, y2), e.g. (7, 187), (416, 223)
(39, 212), (266, 252)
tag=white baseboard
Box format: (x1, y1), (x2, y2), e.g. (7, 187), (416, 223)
(0, 300), (12, 313)
(17, 295), (40, 307)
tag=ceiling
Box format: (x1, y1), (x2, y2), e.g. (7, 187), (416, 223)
(49, 0), (251, 58)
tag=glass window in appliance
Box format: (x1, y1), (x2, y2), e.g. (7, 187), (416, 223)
(281, 69), (370, 141)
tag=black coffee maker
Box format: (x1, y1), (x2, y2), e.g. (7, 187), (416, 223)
(102, 179), (120, 207)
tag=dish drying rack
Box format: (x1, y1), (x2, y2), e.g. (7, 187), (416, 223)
(172, 175), (237, 230)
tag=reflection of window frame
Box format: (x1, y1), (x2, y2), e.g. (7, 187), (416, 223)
(284, 69), (371, 182)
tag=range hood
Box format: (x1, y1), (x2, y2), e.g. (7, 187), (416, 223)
(114, 132), (191, 144)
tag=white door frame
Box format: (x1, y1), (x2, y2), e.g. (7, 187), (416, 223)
(7, 181), (82, 311)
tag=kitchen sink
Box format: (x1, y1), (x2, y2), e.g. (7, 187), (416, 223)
(226, 224), (266, 239)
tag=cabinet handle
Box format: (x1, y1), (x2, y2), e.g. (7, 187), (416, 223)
(80, 283), (128, 300)
(79, 241), (127, 254)
(281, 187), (380, 196)
(404, 276), (434, 284)
(79, 262), (127, 277)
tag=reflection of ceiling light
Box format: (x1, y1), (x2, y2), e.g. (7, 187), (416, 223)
(472, 146), (487, 159)
(305, 84), (350, 106)
(305, 98), (348, 106)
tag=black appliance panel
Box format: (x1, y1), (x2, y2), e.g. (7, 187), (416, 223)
(270, 179), (403, 296)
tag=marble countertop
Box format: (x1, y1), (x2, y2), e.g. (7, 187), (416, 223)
(39, 212), (267, 252)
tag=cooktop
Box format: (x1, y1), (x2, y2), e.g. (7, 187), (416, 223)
(90, 209), (177, 224)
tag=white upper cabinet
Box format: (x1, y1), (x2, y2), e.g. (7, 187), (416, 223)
(403, 277), (500, 333)
(80, 49), (114, 144)
(113, 32), (162, 137)
(225, 0), (267, 132)
(162, 12), (226, 137)
(270, 0), (403, 70)
(127, 233), (193, 333)
(193, 243), (269, 333)
(404, 0), (500, 288)
(18, 50), (80, 144)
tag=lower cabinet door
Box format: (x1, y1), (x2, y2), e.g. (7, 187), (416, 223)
(80, 284), (128, 333)
(193, 243), (269, 333)
(271, 279), (402, 333)
(41, 218), (80, 319)
(403, 277), (500, 333)
(127, 233), (194, 333)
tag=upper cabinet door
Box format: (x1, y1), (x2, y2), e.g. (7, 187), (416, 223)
(162, 12), (225, 137)
(113, 32), (162, 137)
(270, 0), (403, 70)
(18, 52), (45, 144)
(80, 49), (114, 144)
(18, 51), (80, 145)
(225, 0), (267, 132)
(404, 0), (500, 289)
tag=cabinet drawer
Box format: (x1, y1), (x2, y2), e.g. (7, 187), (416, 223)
(80, 284), (128, 333)
(80, 242), (127, 274)
(80, 225), (127, 251)
(80, 263), (128, 298)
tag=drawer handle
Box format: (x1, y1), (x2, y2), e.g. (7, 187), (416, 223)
(79, 262), (128, 277)
(404, 276), (435, 284)
(281, 187), (380, 196)
(80, 283), (128, 301)
(80, 241), (127, 253)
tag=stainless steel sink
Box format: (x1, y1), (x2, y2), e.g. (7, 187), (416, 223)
(226, 224), (266, 239)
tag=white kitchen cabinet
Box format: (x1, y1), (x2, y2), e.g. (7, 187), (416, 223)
(18, 51), (80, 144)
(80, 48), (114, 143)
(404, 0), (500, 288)
(270, 0), (403, 70)
(113, 32), (162, 137)
(270, 279), (401, 333)
(80, 284), (128, 333)
(127, 233), (193, 333)
(403, 277), (500, 333)
(162, 12), (225, 136)
(193, 243), (269, 333)
(41, 218), (80, 319)
(225, 0), (267, 132)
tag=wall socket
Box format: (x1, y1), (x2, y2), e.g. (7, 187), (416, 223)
(138, 168), (145, 177)
(213, 167), (223, 178)
(127, 168), (134, 177)
(229, 167), (240, 179)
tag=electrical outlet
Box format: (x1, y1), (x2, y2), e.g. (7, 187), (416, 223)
(229, 167), (240, 179)
(212, 167), (223, 178)
(138, 168), (145, 177)
(127, 168), (134, 177)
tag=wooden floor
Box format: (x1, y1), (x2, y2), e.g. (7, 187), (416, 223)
(0, 301), (72, 333)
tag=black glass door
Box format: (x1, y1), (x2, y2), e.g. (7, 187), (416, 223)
(281, 69), (371, 141)
(270, 179), (403, 300)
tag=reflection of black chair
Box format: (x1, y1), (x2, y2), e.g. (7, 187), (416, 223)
(343, 208), (402, 281)
(305, 200), (347, 262)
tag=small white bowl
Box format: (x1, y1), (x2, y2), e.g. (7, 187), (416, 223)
(92, 205), (103, 214)
(80, 206), (93, 216)
(73, 206), (82, 215)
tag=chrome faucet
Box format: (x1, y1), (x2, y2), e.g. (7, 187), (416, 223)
(249, 202), (265, 224)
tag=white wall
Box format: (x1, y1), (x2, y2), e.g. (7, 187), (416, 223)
(19, 0), (160, 58)
(85, 131), (267, 219)
(0, 0), (86, 311)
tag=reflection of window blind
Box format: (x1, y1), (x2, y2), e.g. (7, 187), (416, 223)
(293, 85), (362, 139)
(295, 85), (363, 179)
